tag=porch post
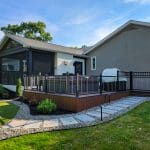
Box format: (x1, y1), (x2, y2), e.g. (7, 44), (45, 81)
(26, 50), (33, 75)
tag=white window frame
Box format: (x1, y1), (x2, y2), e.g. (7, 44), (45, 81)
(91, 56), (96, 70)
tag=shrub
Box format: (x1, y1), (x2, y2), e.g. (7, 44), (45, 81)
(16, 78), (23, 97)
(37, 98), (57, 114)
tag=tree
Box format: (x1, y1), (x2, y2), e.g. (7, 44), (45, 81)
(1, 21), (53, 42)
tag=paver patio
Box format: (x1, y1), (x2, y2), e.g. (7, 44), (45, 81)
(0, 96), (149, 140)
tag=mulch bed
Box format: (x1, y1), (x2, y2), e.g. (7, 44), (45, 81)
(29, 104), (73, 115)
(19, 99), (73, 116)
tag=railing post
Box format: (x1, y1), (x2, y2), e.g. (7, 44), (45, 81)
(76, 73), (79, 97)
(100, 73), (103, 94)
(23, 74), (26, 90)
(130, 71), (133, 91)
(116, 70), (119, 91)
(45, 75), (48, 92)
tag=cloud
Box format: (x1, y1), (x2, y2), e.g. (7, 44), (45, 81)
(66, 24), (117, 47)
(83, 26), (117, 46)
(66, 14), (94, 25)
(123, 0), (150, 4)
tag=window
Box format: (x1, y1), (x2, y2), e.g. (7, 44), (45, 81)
(91, 56), (96, 70)
(2, 58), (20, 71)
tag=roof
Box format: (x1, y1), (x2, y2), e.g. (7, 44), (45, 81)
(0, 33), (87, 57)
(84, 20), (150, 54)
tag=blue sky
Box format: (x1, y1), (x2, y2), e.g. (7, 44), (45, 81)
(0, 0), (150, 47)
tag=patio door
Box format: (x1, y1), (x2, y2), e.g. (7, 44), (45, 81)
(74, 61), (83, 75)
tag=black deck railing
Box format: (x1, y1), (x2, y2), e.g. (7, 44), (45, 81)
(1, 70), (150, 95)
(23, 73), (129, 97)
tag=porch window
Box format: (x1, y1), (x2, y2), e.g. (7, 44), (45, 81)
(2, 58), (20, 71)
(91, 56), (96, 70)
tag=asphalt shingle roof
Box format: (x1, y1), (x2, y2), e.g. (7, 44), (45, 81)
(3, 33), (88, 57)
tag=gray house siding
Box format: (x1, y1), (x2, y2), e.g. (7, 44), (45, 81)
(86, 26), (150, 76)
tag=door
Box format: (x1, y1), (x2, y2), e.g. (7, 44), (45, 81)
(74, 61), (83, 75)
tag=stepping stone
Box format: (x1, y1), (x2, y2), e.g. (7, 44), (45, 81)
(75, 114), (95, 123)
(100, 108), (118, 114)
(110, 103), (130, 108)
(23, 120), (42, 129)
(103, 106), (123, 111)
(8, 119), (27, 128)
(43, 119), (59, 128)
(118, 101), (136, 105)
(86, 111), (110, 119)
(60, 117), (78, 126)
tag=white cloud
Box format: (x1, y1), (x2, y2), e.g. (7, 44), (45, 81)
(66, 25), (117, 47)
(84, 26), (117, 46)
(66, 14), (94, 25)
(124, 0), (150, 4)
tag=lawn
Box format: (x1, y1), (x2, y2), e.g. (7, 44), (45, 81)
(0, 101), (19, 125)
(0, 101), (150, 150)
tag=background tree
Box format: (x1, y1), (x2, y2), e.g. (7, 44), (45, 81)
(1, 21), (52, 42)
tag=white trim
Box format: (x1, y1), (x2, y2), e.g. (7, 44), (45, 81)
(91, 56), (96, 71)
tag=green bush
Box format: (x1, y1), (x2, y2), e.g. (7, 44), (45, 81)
(16, 78), (23, 97)
(37, 98), (57, 114)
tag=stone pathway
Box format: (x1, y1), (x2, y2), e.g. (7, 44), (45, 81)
(0, 96), (149, 140)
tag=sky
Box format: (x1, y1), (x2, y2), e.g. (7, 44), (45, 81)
(0, 0), (150, 47)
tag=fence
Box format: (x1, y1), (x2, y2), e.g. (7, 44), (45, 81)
(131, 72), (150, 91)
(24, 72), (129, 97)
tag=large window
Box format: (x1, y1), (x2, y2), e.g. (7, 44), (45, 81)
(91, 56), (96, 70)
(2, 58), (20, 71)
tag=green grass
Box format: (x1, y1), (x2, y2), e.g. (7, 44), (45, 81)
(0, 101), (19, 125)
(0, 101), (150, 150)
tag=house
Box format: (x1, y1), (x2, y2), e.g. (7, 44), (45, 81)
(0, 33), (87, 86)
(0, 20), (150, 88)
(85, 20), (150, 75)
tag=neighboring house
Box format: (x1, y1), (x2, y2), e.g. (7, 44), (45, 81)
(0, 33), (87, 85)
(85, 20), (150, 75)
(0, 20), (150, 87)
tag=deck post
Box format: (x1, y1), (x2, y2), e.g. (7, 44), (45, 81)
(44, 75), (48, 92)
(100, 73), (103, 94)
(76, 73), (79, 97)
